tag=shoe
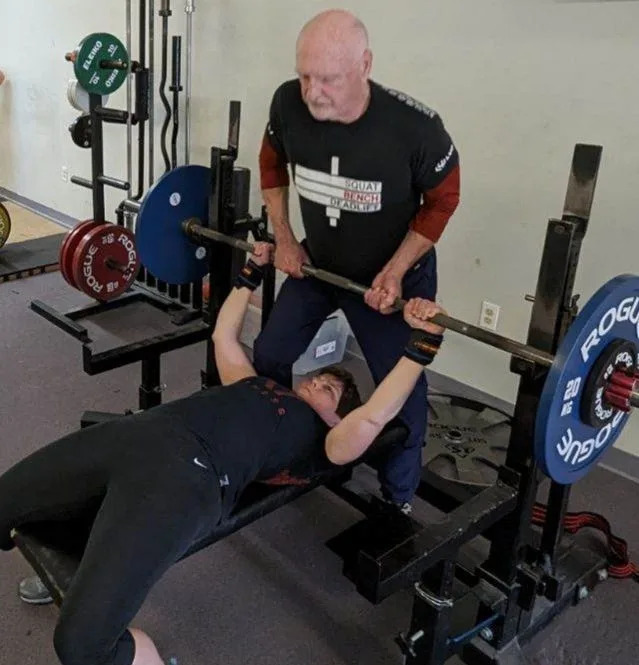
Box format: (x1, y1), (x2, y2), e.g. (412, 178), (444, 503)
(381, 498), (413, 516)
(396, 501), (412, 516)
(18, 575), (53, 605)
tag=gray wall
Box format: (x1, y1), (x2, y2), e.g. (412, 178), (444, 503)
(1, 0), (639, 453)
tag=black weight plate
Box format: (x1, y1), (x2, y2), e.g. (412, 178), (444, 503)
(422, 393), (512, 489)
(69, 115), (92, 149)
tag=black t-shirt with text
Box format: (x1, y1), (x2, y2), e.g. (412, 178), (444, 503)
(266, 79), (459, 283)
(156, 376), (333, 507)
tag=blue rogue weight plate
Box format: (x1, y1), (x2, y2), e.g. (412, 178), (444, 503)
(535, 274), (639, 484)
(136, 165), (211, 284)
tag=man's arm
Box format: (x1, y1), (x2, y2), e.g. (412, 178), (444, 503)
(379, 229), (435, 279)
(260, 170), (310, 277)
(384, 164), (461, 274)
(262, 186), (294, 245)
(325, 299), (445, 465)
(366, 108), (461, 314)
(366, 165), (460, 312)
(212, 243), (272, 386)
(259, 88), (296, 241)
(259, 92), (310, 278)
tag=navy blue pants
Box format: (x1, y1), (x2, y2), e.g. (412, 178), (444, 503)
(254, 250), (437, 503)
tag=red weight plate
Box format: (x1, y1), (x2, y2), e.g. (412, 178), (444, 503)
(71, 223), (140, 301)
(59, 220), (102, 288)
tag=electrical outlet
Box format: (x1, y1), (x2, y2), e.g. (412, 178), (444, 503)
(61, 166), (69, 183)
(479, 301), (500, 331)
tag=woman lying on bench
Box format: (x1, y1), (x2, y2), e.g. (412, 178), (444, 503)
(0, 242), (445, 665)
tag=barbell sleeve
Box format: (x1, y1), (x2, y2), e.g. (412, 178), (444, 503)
(105, 258), (130, 274)
(182, 219), (556, 368)
(100, 59), (129, 70)
(123, 199), (142, 214)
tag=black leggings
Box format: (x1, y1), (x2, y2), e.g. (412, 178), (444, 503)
(0, 412), (223, 665)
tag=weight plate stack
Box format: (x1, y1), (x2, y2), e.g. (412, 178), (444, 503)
(422, 393), (512, 501)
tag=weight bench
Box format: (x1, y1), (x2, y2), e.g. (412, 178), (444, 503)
(11, 420), (409, 607)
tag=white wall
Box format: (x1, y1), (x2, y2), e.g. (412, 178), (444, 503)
(2, 0), (639, 453)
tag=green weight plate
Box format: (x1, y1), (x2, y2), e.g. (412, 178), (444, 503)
(73, 33), (128, 96)
(0, 202), (11, 249)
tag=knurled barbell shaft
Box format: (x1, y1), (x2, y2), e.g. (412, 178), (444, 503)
(183, 219), (556, 368)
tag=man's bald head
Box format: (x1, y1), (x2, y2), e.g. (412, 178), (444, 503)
(297, 10), (369, 67)
(295, 10), (372, 123)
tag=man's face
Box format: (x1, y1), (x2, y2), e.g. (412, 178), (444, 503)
(295, 373), (344, 425)
(296, 46), (370, 122)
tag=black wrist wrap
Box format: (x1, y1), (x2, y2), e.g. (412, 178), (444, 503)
(234, 259), (264, 291)
(403, 329), (443, 366)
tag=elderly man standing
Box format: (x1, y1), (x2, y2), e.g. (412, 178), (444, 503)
(255, 9), (460, 513)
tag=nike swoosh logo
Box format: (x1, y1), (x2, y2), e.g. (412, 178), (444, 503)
(193, 457), (208, 469)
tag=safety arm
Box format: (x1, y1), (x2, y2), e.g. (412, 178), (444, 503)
(211, 286), (257, 385)
(325, 357), (424, 465)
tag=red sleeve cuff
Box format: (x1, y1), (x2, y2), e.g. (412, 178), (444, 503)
(259, 134), (290, 189)
(410, 165), (460, 242)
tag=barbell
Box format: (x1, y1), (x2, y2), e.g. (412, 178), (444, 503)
(175, 219), (639, 486)
(59, 165), (639, 485)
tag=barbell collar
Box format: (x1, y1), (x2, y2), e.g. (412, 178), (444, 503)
(604, 370), (639, 412)
(182, 219), (555, 369)
(605, 390), (632, 412)
(608, 371), (635, 391)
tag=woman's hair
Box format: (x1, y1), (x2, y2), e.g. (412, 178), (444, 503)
(321, 365), (363, 418)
